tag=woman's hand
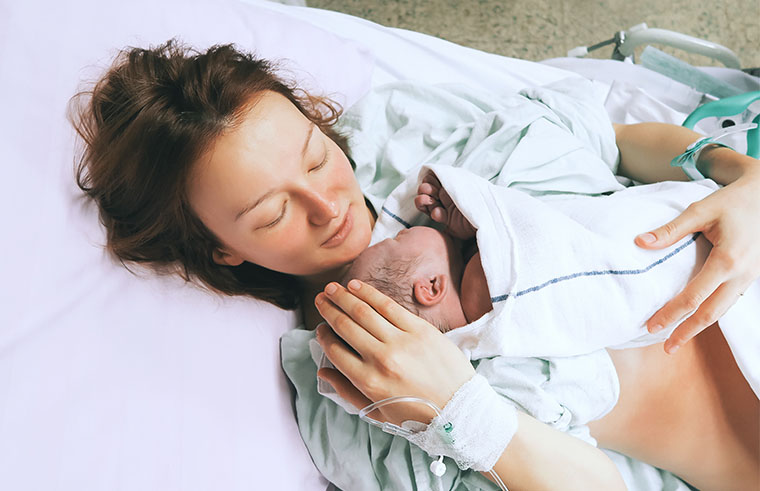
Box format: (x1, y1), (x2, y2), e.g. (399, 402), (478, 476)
(314, 279), (475, 425)
(637, 161), (760, 354)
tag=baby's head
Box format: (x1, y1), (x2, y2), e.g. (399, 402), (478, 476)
(341, 226), (467, 332)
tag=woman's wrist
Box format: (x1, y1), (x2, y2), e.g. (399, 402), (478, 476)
(697, 145), (759, 185)
(403, 373), (518, 472)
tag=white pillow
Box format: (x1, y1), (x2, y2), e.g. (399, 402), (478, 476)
(0, 1), (580, 489)
(0, 1), (373, 490)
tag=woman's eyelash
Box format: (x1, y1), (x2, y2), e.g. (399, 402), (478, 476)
(264, 201), (287, 229)
(310, 148), (330, 172)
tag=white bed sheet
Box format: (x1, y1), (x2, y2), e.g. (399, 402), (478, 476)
(1, 0), (756, 490)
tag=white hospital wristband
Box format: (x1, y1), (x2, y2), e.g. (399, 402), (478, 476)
(403, 373), (518, 472)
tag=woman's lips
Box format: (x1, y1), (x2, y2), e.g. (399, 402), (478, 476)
(322, 208), (353, 248)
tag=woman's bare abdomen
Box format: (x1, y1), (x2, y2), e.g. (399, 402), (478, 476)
(589, 324), (759, 491)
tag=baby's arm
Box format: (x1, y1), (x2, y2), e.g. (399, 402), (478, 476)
(415, 172), (477, 239)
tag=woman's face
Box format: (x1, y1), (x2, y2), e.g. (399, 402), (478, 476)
(187, 91), (373, 278)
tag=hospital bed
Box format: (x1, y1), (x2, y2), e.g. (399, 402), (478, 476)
(1, 0), (757, 490)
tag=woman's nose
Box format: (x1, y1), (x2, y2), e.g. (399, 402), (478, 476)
(305, 189), (339, 226)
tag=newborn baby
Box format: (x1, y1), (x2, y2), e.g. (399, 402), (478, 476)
(343, 169), (713, 348)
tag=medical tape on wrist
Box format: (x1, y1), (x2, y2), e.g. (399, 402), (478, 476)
(671, 123), (756, 180)
(401, 373), (518, 472)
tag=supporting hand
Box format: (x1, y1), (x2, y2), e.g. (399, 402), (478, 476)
(637, 166), (760, 353)
(314, 279), (475, 425)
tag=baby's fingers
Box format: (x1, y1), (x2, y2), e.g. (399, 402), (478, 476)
(430, 206), (449, 224)
(420, 172), (443, 191)
(417, 181), (440, 199)
(414, 194), (447, 223)
(414, 194), (435, 212)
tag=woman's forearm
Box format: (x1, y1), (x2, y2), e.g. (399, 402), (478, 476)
(483, 412), (626, 491)
(614, 122), (756, 186)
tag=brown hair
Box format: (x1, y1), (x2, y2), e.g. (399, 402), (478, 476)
(71, 39), (352, 310)
(343, 256), (422, 317)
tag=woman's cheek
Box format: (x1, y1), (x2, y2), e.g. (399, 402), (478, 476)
(278, 226), (313, 261)
(246, 228), (300, 267)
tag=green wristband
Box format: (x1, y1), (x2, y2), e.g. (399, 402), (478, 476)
(670, 137), (732, 180)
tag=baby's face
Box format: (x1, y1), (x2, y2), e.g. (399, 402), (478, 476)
(347, 226), (461, 283)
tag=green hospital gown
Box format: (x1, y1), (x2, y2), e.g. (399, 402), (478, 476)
(281, 77), (689, 491)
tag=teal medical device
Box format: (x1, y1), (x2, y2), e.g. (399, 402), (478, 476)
(682, 91), (760, 159)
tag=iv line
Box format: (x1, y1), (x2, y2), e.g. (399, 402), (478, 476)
(359, 396), (509, 491)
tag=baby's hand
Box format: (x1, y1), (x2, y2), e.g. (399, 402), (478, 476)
(414, 172), (476, 239)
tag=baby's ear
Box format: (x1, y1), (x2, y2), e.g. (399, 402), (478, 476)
(413, 274), (448, 306)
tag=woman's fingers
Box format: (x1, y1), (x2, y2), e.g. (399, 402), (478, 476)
(635, 203), (704, 249)
(637, 199), (734, 353)
(648, 252), (727, 335)
(344, 279), (422, 332)
(316, 322), (366, 378)
(318, 280), (476, 422)
(318, 282), (400, 342)
(317, 367), (374, 412)
(315, 290), (385, 351)
(663, 279), (748, 353)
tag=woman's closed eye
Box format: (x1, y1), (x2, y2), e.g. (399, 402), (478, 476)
(260, 200), (288, 229)
(309, 146), (329, 172)
(258, 146), (329, 230)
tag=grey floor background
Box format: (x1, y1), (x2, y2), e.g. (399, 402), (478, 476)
(306, 0), (759, 68)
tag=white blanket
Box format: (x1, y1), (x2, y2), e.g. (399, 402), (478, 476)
(410, 165), (718, 359)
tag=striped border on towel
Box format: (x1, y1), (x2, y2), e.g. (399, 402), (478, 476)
(490, 233), (700, 303)
(382, 206), (413, 228)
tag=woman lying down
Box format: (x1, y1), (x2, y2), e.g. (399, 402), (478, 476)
(74, 42), (760, 491)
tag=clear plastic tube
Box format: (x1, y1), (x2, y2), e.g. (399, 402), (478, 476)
(359, 396), (509, 491)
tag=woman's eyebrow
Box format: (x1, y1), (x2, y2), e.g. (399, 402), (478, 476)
(301, 122), (315, 159)
(234, 123), (315, 221)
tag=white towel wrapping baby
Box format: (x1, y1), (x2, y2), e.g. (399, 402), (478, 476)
(409, 165), (716, 359)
